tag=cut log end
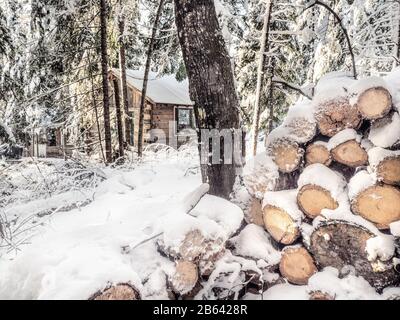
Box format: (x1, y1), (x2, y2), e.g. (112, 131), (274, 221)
(171, 261), (199, 296)
(263, 205), (299, 245)
(279, 247), (317, 285)
(305, 143), (331, 166)
(316, 99), (362, 137)
(357, 87), (392, 120)
(270, 141), (303, 173)
(309, 221), (398, 290)
(331, 140), (368, 167)
(89, 284), (140, 300)
(377, 157), (400, 186)
(297, 185), (338, 219)
(352, 185), (400, 229)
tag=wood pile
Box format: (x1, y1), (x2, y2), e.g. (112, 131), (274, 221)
(241, 73), (400, 295)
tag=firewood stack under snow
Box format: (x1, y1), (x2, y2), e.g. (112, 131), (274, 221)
(241, 71), (400, 293)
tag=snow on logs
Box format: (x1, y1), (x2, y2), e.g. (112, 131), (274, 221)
(327, 129), (368, 167)
(169, 260), (200, 297)
(351, 77), (392, 120)
(262, 190), (302, 245)
(369, 148), (400, 186)
(309, 221), (398, 290)
(349, 171), (400, 229)
(266, 128), (304, 173)
(279, 246), (317, 285)
(297, 164), (346, 219)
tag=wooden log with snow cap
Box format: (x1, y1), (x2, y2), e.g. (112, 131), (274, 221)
(242, 152), (279, 198)
(170, 260), (200, 297)
(328, 129), (368, 167)
(349, 170), (400, 229)
(279, 246), (317, 285)
(305, 142), (331, 166)
(89, 283), (141, 300)
(244, 197), (264, 226)
(266, 127), (304, 173)
(315, 98), (362, 137)
(368, 112), (400, 148)
(308, 291), (335, 300)
(296, 164), (345, 219)
(282, 101), (317, 144)
(262, 190), (302, 245)
(368, 147), (400, 186)
(309, 221), (399, 290)
(355, 85), (392, 120)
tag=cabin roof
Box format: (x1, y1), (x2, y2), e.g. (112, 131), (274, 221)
(111, 69), (194, 106)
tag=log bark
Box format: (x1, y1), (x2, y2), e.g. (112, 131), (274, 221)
(376, 156), (400, 186)
(269, 140), (303, 173)
(315, 99), (362, 137)
(356, 87), (392, 120)
(305, 142), (331, 166)
(309, 221), (399, 290)
(351, 184), (400, 229)
(100, 0), (112, 163)
(331, 140), (368, 167)
(263, 205), (299, 245)
(279, 247), (317, 285)
(89, 283), (140, 300)
(297, 185), (338, 219)
(174, 0), (242, 199)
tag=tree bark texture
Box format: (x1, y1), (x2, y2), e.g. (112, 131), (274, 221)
(113, 78), (125, 158)
(174, 0), (242, 199)
(100, 0), (112, 163)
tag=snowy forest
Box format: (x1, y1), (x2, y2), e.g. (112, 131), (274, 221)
(0, 0), (400, 300)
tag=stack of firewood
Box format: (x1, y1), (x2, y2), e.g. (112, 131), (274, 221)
(243, 73), (400, 293)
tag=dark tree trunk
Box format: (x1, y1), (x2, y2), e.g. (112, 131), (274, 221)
(174, 0), (242, 199)
(137, 0), (165, 157)
(113, 78), (124, 158)
(118, 4), (131, 146)
(100, 0), (112, 163)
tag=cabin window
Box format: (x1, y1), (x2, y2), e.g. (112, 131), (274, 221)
(47, 129), (57, 147)
(175, 107), (194, 134)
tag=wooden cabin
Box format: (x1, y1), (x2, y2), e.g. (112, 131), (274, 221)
(109, 69), (195, 147)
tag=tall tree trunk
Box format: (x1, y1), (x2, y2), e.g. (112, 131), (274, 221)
(87, 51), (106, 163)
(118, 2), (131, 146)
(113, 78), (124, 158)
(251, 0), (273, 156)
(397, 2), (400, 66)
(137, 0), (165, 157)
(100, 0), (112, 163)
(174, 0), (242, 199)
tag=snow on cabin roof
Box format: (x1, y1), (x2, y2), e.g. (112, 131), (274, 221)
(111, 68), (194, 106)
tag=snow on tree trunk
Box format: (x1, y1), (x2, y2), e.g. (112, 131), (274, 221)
(113, 79), (125, 158)
(174, 0), (242, 199)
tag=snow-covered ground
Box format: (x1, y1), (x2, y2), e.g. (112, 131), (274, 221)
(0, 144), (399, 300)
(0, 146), (202, 299)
